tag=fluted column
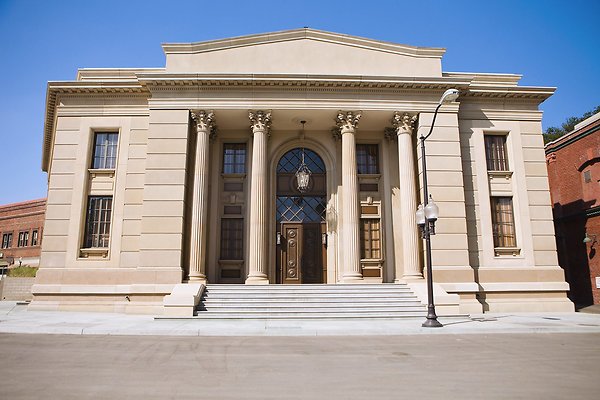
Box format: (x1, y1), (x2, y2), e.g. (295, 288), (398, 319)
(392, 112), (422, 280)
(189, 110), (216, 283)
(336, 111), (363, 282)
(246, 110), (271, 284)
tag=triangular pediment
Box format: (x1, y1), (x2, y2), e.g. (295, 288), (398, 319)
(162, 28), (445, 77)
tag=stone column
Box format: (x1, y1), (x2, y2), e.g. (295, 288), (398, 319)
(188, 110), (216, 283)
(392, 112), (422, 280)
(246, 110), (271, 284)
(336, 111), (363, 282)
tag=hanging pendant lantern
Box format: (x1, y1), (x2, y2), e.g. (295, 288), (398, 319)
(296, 148), (312, 193)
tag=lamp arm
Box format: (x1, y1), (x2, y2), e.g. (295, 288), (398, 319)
(423, 103), (443, 141)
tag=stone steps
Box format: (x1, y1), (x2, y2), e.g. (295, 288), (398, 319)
(197, 283), (426, 319)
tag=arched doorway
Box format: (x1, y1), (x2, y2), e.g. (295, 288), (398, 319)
(276, 148), (327, 284)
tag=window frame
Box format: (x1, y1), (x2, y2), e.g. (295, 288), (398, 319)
(360, 218), (382, 260)
(91, 131), (119, 170)
(31, 230), (38, 246)
(222, 143), (247, 175)
(356, 144), (380, 175)
(490, 196), (517, 248)
(17, 231), (29, 247)
(83, 196), (113, 249)
(219, 218), (244, 261)
(2, 232), (12, 249)
(484, 134), (509, 172)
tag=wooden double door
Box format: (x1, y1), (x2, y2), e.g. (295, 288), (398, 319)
(277, 222), (327, 284)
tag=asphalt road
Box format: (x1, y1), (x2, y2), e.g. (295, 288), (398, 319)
(0, 333), (598, 399)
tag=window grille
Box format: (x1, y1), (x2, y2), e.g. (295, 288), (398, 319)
(484, 135), (509, 171)
(491, 197), (516, 247)
(83, 196), (113, 248)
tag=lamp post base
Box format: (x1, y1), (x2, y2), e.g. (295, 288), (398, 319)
(422, 317), (443, 328)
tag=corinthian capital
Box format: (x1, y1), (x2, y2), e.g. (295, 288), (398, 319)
(335, 111), (361, 133)
(391, 112), (418, 135)
(191, 110), (217, 138)
(249, 110), (272, 134)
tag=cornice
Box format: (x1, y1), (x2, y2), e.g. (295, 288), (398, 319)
(42, 73), (555, 172)
(136, 73), (472, 91)
(42, 81), (148, 172)
(461, 86), (555, 101)
(162, 28), (446, 58)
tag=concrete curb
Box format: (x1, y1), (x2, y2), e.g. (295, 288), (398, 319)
(1, 302), (600, 337)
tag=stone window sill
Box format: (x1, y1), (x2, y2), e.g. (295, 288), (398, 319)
(88, 169), (115, 178)
(488, 170), (513, 180)
(494, 247), (521, 257)
(79, 248), (109, 259)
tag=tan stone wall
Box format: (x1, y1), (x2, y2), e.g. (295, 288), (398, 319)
(456, 101), (572, 312)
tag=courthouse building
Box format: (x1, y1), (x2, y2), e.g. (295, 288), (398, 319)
(32, 29), (573, 314)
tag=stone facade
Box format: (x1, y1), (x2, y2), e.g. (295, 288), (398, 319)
(31, 29), (573, 314)
(0, 199), (46, 266)
(546, 112), (600, 306)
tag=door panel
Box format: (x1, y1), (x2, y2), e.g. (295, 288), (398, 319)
(282, 223), (302, 284)
(279, 222), (326, 284)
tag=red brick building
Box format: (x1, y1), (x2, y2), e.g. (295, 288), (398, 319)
(0, 199), (46, 266)
(546, 112), (600, 307)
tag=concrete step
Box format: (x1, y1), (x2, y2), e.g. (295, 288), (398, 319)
(196, 312), (426, 319)
(201, 304), (424, 311)
(205, 291), (415, 300)
(197, 283), (426, 320)
(202, 297), (421, 305)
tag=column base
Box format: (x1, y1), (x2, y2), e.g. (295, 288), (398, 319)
(396, 273), (424, 283)
(187, 274), (207, 285)
(245, 274), (270, 285)
(342, 273), (364, 283)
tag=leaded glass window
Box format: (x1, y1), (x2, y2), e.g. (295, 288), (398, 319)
(276, 148), (327, 223)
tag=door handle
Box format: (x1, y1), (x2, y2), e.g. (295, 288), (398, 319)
(276, 232), (282, 245)
(322, 233), (327, 246)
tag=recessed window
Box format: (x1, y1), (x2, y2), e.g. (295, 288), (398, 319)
(360, 219), (381, 259)
(1, 233), (12, 249)
(491, 197), (516, 248)
(223, 143), (246, 174)
(220, 218), (243, 260)
(91, 132), (118, 169)
(31, 230), (39, 246)
(356, 144), (379, 174)
(583, 170), (592, 183)
(83, 196), (113, 248)
(484, 135), (509, 171)
(17, 231), (29, 247)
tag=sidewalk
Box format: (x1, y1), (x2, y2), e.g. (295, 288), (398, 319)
(2, 301), (600, 336)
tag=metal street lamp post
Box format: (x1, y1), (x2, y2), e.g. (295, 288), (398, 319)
(417, 88), (460, 328)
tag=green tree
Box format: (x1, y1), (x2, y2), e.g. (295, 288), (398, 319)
(544, 105), (600, 144)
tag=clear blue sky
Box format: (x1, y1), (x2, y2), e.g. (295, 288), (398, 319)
(0, 0), (598, 205)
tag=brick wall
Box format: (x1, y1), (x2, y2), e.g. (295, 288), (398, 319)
(546, 117), (600, 306)
(0, 199), (46, 264)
